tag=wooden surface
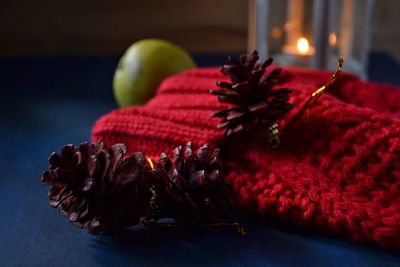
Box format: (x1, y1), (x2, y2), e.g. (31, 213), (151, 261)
(0, 0), (247, 55)
(0, 0), (399, 59)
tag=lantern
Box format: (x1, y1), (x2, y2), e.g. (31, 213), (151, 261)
(248, 0), (374, 79)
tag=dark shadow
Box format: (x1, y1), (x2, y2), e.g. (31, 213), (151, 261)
(88, 217), (400, 267)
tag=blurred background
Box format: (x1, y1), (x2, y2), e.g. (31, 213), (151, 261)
(1, 0), (398, 59)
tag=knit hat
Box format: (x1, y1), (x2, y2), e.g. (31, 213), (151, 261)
(92, 66), (400, 251)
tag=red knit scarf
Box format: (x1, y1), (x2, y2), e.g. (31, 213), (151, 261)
(92, 67), (400, 251)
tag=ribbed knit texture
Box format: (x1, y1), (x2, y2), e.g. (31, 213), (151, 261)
(92, 67), (400, 251)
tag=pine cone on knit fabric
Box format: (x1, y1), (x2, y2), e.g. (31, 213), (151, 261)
(150, 142), (233, 223)
(41, 141), (155, 233)
(210, 50), (294, 137)
(42, 141), (233, 233)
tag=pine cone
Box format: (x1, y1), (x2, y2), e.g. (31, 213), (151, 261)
(42, 141), (233, 233)
(151, 142), (233, 223)
(211, 50), (294, 137)
(41, 141), (156, 233)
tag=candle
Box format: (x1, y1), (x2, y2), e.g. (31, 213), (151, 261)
(297, 38), (312, 55)
(275, 36), (316, 67)
(282, 37), (315, 56)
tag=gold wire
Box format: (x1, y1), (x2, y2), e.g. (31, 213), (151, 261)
(311, 56), (344, 98)
(142, 184), (246, 236)
(302, 56), (344, 122)
(146, 157), (156, 170)
(140, 217), (247, 236)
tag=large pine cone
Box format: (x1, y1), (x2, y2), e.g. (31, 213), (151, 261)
(42, 141), (233, 233)
(211, 50), (294, 137)
(41, 142), (155, 233)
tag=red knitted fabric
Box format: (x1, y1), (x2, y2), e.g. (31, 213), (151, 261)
(92, 67), (400, 250)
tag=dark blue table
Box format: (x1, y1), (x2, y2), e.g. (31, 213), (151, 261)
(1, 53), (399, 267)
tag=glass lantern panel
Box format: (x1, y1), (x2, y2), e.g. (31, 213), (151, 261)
(326, 0), (373, 78)
(268, 0), (316, 68)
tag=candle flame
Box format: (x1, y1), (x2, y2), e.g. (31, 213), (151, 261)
(297, 37), (310, 55)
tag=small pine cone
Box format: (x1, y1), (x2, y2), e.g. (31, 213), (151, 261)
(211, 50), (294, 137)
(153, 142), (233, 223)
(41, 141), (156, 233)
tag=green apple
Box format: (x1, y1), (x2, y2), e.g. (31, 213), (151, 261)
(113, 39), (196, 107)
